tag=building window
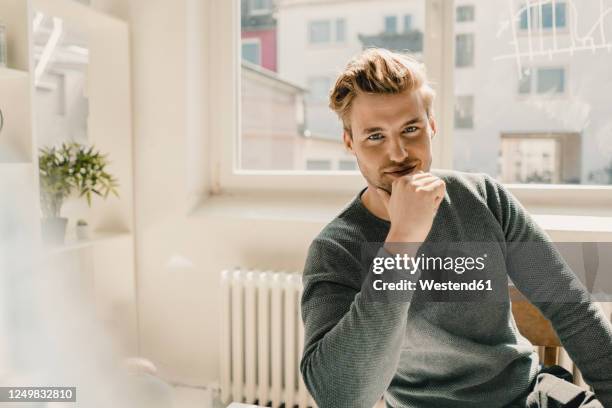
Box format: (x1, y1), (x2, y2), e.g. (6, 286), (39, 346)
(249, 0), (273, 15)
(518, 67), (566, 95)
(537, 67), (565, 94)
(518, 67), (532, 94)
(456, 5), (475, 22)
(455, 33), (474, 67)
(309, 20), (332, 44)
(454, 95), (474, 129)
(404, 14), (413, 32)
(500, 133), (580, 183)
(336, 18), (346, 42)
(306, 159), (332, 170)
(384, 16), (398, 34)
(519, 1), (566, 30)
(241, 39), (261, 65)
(309, 19), (346, 44)
(339, 159), (357, 170)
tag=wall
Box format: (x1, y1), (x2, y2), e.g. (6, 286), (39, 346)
(92, 0), (328, 385)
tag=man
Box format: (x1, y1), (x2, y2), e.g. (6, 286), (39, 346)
(299, 48), (612, 408)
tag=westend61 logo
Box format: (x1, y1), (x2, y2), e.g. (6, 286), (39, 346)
(372, 252), (488, 275)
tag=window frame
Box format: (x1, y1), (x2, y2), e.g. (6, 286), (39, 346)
(207, 0), (612, 206)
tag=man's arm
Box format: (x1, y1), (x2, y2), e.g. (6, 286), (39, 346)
(300, 239), (412, 408)
(300, 172), (446, 408)
(484, 173), (612, 406)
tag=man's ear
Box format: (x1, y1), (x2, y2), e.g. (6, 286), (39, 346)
(343, 129), (354, 153)
(429, 115), (438, 138)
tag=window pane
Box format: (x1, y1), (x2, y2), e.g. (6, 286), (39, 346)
(455, 33), (474, 67)
(454, 0), (612, 185)
(336, 18), (346, 42)
(454, 95), (474, 129)
(555, 2), (567, 28)
(306, 159), (332, 170)
(339, 159), (358, 171)
(384, 16), (398, 34)
(242, 41), (261, 65)
(518, 68), (532, 94)
(309, 20), (331, 43)
(541, 3), (553, 28)
(404, 14), (413, 32)
(537, 68), (565, 94)
(240, 0), (426, 171)
(456, 5), (475, 22)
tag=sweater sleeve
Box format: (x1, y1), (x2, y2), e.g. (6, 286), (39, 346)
(299, 237), (415, 408)
(483, 173), (612, 407)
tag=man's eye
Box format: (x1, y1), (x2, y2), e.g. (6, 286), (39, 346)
(367, 133), (384, 141)
(404, 126), (418, 133)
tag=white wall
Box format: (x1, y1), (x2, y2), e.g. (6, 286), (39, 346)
(92, 0), (330, 385)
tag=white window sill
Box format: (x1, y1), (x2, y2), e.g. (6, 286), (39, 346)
(191, 191), (612, 237)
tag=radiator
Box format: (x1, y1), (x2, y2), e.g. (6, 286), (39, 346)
(220, 269), (317, 408)
(220, 269), (610, 405)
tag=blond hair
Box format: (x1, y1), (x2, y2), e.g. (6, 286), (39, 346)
(329, 48), (435, 133)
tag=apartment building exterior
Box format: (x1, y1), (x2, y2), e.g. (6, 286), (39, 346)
(242, 0), (612, 183)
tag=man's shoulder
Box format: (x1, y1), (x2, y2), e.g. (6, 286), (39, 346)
(430, 169), (496, 200)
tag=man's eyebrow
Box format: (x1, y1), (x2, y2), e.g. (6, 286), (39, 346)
(362, 117), (422, 134)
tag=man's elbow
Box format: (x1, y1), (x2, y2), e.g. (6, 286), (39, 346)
(300, 353), (372, 408)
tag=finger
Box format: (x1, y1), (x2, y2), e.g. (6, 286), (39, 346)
(411, 175), (439, 187)
(415, 179), (445, 194)
(376, 188), (391, 211)
(409, 171), (430, 180)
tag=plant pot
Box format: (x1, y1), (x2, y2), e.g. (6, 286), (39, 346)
(41, 217), (68, 245)
(76, 224), (89, 240)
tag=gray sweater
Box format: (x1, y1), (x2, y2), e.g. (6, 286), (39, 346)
(299, 169), (612, 408)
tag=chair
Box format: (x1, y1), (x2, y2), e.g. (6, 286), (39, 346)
(509, 286), (562, 366)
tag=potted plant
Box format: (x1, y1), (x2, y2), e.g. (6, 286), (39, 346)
(38, 142), (119, 245)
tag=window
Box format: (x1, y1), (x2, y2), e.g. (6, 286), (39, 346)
(228, 0), (612, 194)
(250, 0), (273, 14)
(455, 33), (474, 67)
(519, 1), (566, 30)
(456, 5), (475, 22)
(537, 68), (565, 94)
(306, 159), (332, 170)
(518, 67), (532, 94)
(336, 18), (346, 42)
(384, 16), (398, 34)
(241, 39), (261, 65)
(517, 67), (566, 95)
(500, 134), (580, 183)
(309, 19), (345, 44)
(339, 159), (358, 171)
(452, 0), (611, 188)
(404, 14), (413, 32)
(309, 20), (331, 44)
(454, 95), (474, 129)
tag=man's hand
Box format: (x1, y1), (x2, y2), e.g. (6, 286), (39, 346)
(377, 171), (446, 245)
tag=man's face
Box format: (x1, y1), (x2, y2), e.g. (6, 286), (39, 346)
(343, 89), (436, 193)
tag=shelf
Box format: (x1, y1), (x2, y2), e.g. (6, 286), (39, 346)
(0, 67), (29, 79)
(43, 230), (132, 255)
(0, 68), (33, 163)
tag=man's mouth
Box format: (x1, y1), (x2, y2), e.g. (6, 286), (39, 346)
(385, 164), (418, 177)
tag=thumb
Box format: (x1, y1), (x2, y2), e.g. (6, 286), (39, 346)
(376, 188), (391, 211)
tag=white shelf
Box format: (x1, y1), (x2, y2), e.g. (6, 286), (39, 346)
(0, 67), (29, 79)
(43, 230), (132, 255)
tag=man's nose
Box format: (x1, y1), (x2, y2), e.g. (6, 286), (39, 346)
(387, 136), (408, 163)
